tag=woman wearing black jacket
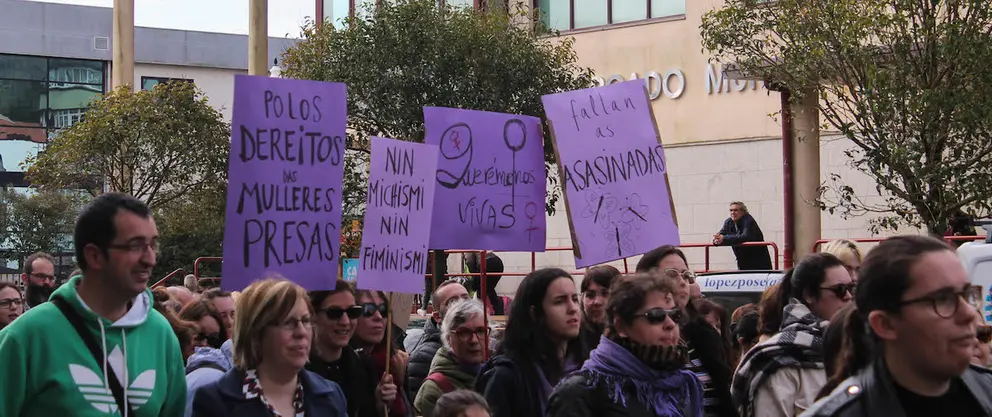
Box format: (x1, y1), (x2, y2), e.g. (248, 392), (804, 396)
(474, 268), (585, 417)
(637, 245), (737, 417)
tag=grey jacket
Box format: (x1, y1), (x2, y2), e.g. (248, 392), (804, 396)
(801, 358), (992, 417)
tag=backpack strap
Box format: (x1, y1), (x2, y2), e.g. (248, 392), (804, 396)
(52, 297), (136, 417)
(425, 372), (455, 393)
(186, 361), (227, 375)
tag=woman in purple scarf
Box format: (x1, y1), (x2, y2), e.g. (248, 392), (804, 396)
(547, 273), (704, 417)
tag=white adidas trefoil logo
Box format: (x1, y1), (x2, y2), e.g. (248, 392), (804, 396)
(68, 345), (156, 414)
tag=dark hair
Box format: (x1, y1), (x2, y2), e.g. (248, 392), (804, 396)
(606, 273), (679, 335)
(817, 303), (862, 399)
(151, 287), (198, 358)
(22, 252), (55, 275)
(433, 390), (491, 417)
(201, 288), (233, 301)
(74, 193), (151, 271)
(309, 280), (355, 310)
(581, 265), (622, 293)
(431, 279), (467, 308)
(825, 235), (952, 394)
(693, 298), (733, 361)
(734, 311), (760, 344)
(635, 245), (688, 273)
(757, 284), (781, 337)
(179, 299), (228, 341)
(763, 253), (847, 331)
(498, 268), (582, 384)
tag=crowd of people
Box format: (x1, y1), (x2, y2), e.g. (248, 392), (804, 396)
(1, 192), (992, 417)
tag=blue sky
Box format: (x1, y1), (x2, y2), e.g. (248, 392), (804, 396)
(29, 0), (315, 38)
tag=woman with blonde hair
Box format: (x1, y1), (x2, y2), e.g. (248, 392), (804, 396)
(191, 278), (348, 417)
(819, 239), (863, 279)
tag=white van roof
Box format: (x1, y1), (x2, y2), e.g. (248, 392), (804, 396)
(696, 271), (784, 293)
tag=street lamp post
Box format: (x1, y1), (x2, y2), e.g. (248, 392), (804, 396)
(249, 0), (268, 76)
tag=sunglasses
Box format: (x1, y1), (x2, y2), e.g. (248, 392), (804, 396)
(360, 302), (389, 317)
(978, 325), (992, 344)
(320, 306), (364, 320)
(820, 283), (857, 298)
(640, 308), (683, 325)
(196, 332), (224, 349)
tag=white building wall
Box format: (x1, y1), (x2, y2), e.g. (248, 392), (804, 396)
(134, 63), (244, 120)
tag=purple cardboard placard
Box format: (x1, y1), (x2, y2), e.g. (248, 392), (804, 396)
(541, 80), (680, 268)
(356, 137), (439, 294)
(222, 75), (347, 291)
(423, 107), (547, 251)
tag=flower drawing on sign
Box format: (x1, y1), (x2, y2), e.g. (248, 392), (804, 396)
(620, 193), (649, 230)
(580, 189), (620, 230)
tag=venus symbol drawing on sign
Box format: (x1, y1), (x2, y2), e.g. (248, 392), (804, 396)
(436, 123), (474, 189)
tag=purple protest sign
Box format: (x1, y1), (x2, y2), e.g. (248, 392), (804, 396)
(542, 80), (680, 268)
(423, 107), (546, 251)
(221, 75), (346, 291)
(356, 137), (438, 294)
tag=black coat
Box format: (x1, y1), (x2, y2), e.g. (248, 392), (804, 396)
(802, 359), (992, 417)
(407, 318), (442, 397)
(547, 370), (659, 417)
(475, 356), (546, 417)
(683, 316), (737, 417)
(191, 368), (348, 417)
(717, 214), (773, 270)
(307, 348), (380, 417)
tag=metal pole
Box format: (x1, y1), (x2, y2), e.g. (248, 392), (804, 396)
(249, 0), (269, 76)
(780, 89), (795, 269)
(111, 0), (134, 88)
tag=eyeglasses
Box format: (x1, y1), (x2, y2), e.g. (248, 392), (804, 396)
(107, 240), (159, 254)
(899, 285), (981, 319)
(360, 302), (389, 318)
(451, 327), (489, 342)
(0, 298), (23, 309)
(272, 317), (314, 332)
(978, 325), (992, 344)
(639, 308), (683, 325)
(820, 283), (857, 299)
(583, 289), (609, 300)
(661, 268), (696, 284)
(319, 306), (363, 320)
(30, 273), (55, 282)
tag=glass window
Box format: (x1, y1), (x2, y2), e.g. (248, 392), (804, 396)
(537, 0), (570, 31)
(612, 0), (646, 23)
(323, 0), (351, 29)
(140, 77), (193, 91)
(355, 0), (376, 18)
(573, 0), (607, 28)
(651, 0), (685, 18)
(445, 0), (474, 8)
(0, 80), (49, 126)
(0, 55), (47, 81)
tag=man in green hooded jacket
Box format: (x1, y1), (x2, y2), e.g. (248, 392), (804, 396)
(0, 193), (186, 417)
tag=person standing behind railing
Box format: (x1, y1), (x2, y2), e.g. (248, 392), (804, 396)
(713, 202), (773, 270)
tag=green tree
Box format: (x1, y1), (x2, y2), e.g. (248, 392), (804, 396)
(701, 0), (992, 235)
(154, 182), (226, 281)
(0, 189), (85, 263)
(280, 0), (595, 220)
(25, 81), (231, 210)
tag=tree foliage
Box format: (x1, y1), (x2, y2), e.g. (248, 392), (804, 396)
(154, 182), (226, 280)
(25, 81), (231, 210)
(0, 189), (85, 263)
(701, 0), (992, 235)
(280, 0), (595, 221)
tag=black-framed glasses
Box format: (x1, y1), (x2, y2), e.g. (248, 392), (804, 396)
(30, 273), (55, 282)
(0, 298), (23, 309)
(899, 285), (980, 319)
(978, 325), (992, 344)
(319, 306), (363, 320)
(661, 268), (696, 284)
(360, 302), (389, 318)
(451, 327), (489, 342)
(820, 283), (857, 299)
(107, 240), (160, 254)
(639, 308), (683, 325)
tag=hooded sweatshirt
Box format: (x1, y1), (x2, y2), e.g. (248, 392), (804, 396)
(0, 275), (186, 417)
(184, 340), (234, 417)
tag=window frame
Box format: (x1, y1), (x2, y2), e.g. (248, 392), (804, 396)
(140, 76), (194, 91)
(318, 0), (494, 29)
(533, 0), (686, 32)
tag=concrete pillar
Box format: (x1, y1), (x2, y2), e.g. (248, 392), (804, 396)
(112, 0), (134, 88)
(249, 0), (268, 76)
(790, 88), (822, 260)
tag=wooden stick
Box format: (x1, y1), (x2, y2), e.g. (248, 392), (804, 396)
(383, 291), (394, 417)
